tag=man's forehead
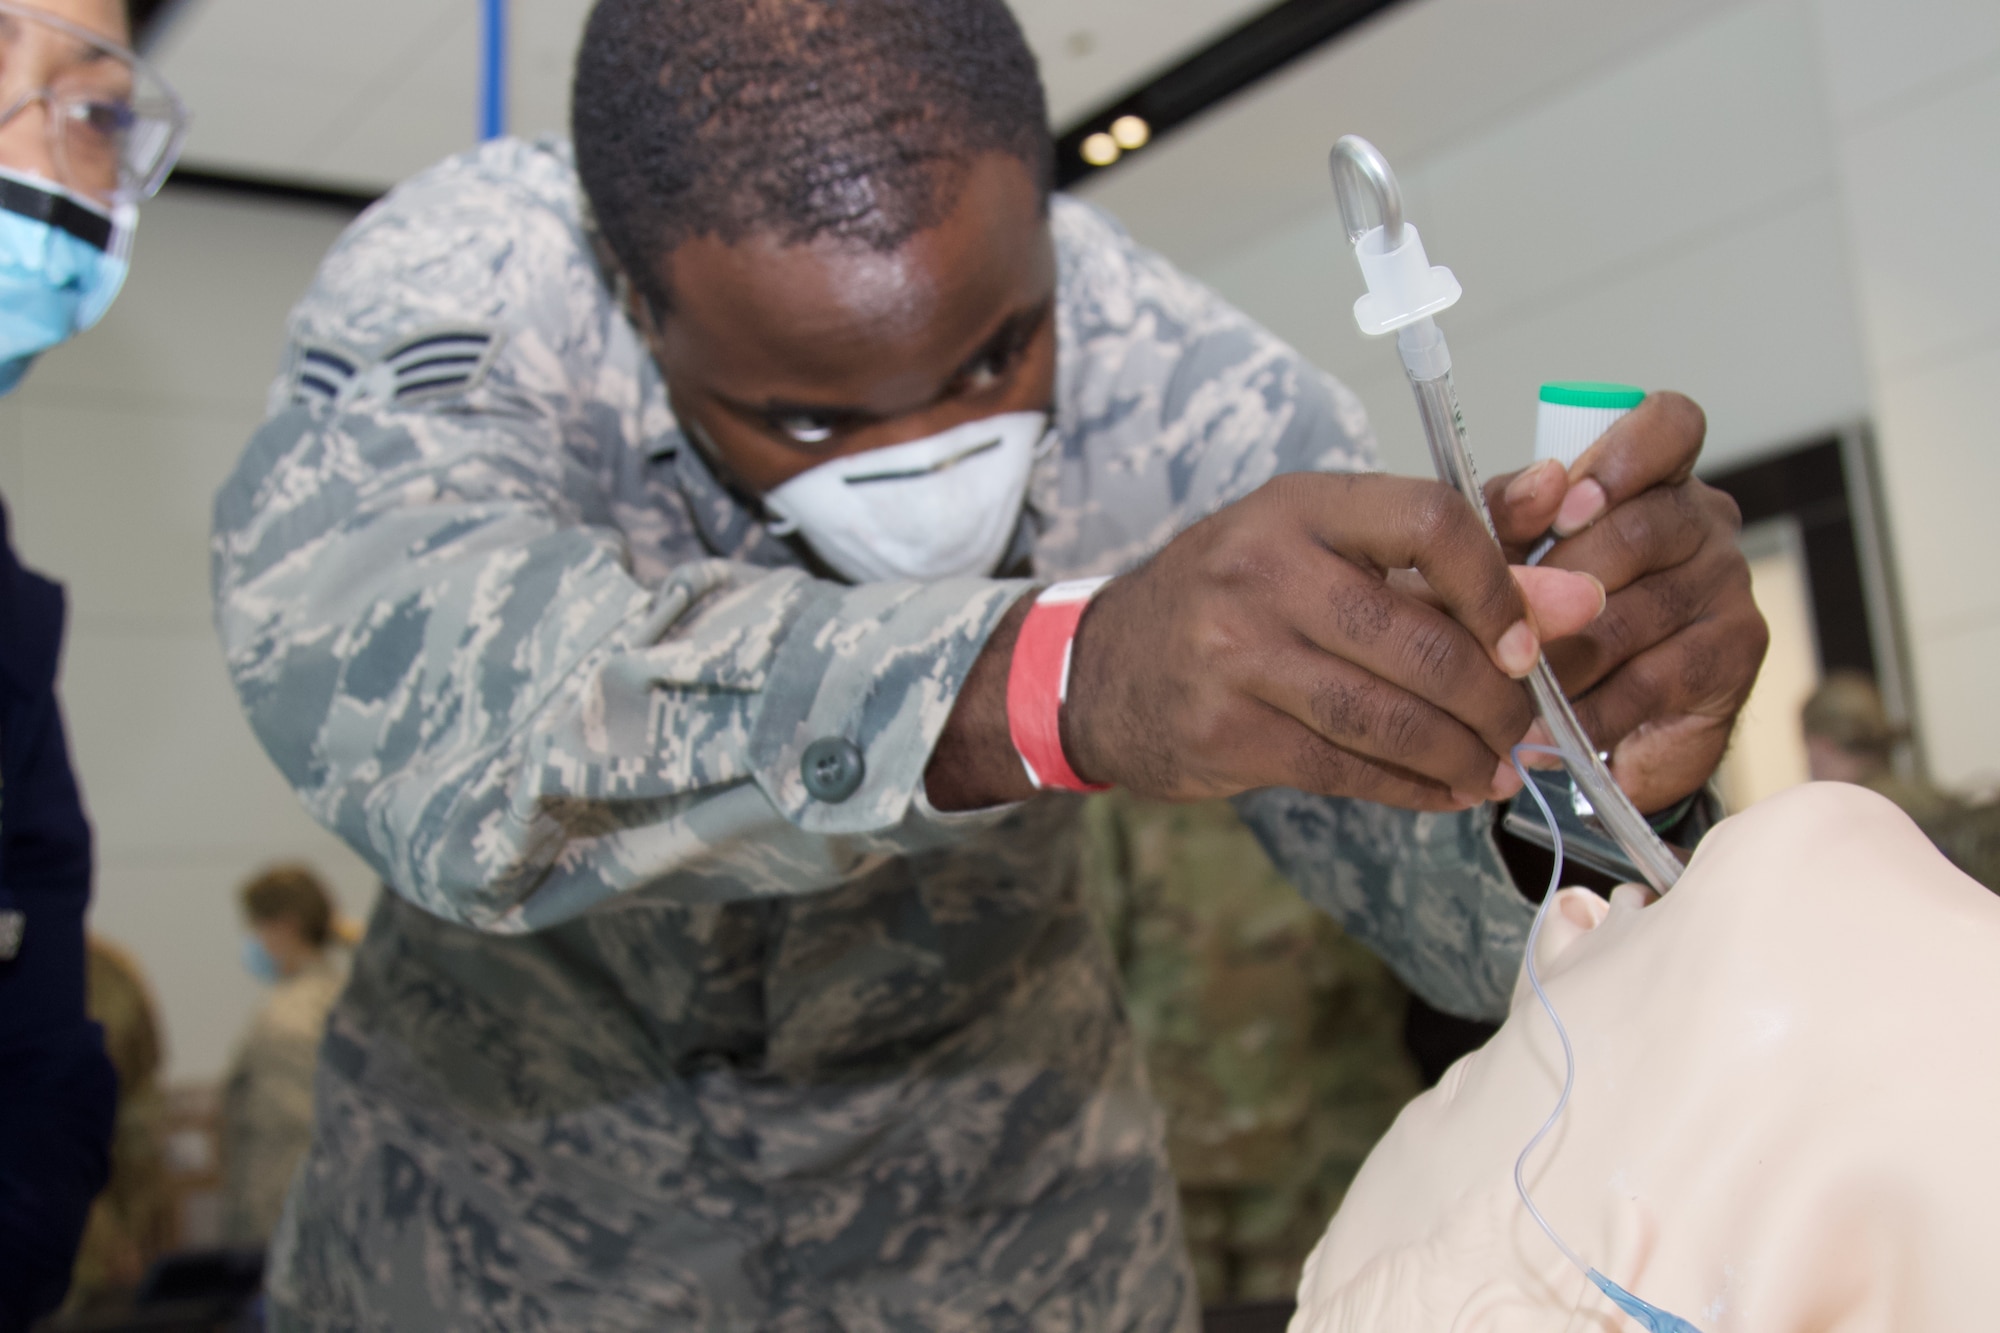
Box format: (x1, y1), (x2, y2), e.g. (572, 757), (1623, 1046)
(654, 156), (1054, 401)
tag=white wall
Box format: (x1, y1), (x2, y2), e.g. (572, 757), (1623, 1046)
(1818, 0), (2000, 789)
(1082, 0), (2000, 788)
(1079, 0), (1872, 479)
(0, 187), (375, 1084)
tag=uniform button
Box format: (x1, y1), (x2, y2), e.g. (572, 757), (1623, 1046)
(801, 737), (866, 803)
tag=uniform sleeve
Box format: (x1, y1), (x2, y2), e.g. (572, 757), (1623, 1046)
(1048, 200), (1532, 1020)
(211, 144), (1026, 932)
(1229, 791), (1531, 1021)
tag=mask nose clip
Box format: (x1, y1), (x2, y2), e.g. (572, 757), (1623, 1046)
(842, 434), (1001, 485)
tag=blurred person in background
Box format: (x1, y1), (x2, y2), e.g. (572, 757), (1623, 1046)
(1080, 794), (1420, 1307)
(1801, 671), (1956, 825)
(1801, 671), (2000, 891)
(65, 936), (173, 1312)
(220, 864), (350, 1245)
(0, 1), (184, 1324)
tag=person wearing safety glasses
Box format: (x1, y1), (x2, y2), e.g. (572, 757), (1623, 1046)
(212, 1), (1762, 1327)
(0, 0), (184, 1323)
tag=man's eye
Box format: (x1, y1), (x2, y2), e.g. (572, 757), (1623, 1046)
(775, 415), (836, 445)
(959, 347), (1013, 395)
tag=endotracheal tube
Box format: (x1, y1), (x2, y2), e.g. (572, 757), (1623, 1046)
(1329, 134), (1684, 896)
(1512, 744), (1704, 1333)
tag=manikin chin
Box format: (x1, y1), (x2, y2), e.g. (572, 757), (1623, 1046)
(1291, 781), (2000, 1333)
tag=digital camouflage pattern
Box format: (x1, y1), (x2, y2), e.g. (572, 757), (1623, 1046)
(211, 137), (1536, 1331)
(1079, 793), (1421, 1306)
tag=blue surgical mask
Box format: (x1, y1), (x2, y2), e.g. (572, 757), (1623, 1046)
(0, 167), (132, 396)
(241, 935), (282, 985)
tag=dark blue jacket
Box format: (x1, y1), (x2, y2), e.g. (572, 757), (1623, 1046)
(0, 495), (115, 1329)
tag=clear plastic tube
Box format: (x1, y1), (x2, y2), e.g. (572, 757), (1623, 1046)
(1399, 319), (1684, 894)
(1511, 744), (1706, 1333)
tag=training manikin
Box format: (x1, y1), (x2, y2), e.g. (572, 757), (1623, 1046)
(1291, 781), (2000, 1333)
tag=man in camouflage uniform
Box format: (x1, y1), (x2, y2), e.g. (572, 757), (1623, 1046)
(209, 1), (1763, 1327)
(1079, 794), (1420, 1305)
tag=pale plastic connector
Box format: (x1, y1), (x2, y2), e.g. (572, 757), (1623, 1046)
(1352, 224), (1462, 336)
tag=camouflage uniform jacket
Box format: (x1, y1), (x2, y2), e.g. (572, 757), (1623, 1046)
(211, 138), (1536, 1332)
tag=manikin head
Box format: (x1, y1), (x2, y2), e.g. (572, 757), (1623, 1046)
(571, 0), (1058, 536)
(1292, 782), (2000, 1333)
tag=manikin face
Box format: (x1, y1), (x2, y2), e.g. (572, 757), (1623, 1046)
(1293, 781), (2000, 1333)
(635, 151), (1059, 498)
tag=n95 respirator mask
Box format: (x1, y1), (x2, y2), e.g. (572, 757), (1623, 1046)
(762, 410), (1048, 584)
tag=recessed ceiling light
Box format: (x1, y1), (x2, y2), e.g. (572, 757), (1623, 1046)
(1080, 132), (1120, 167)
(1110, 115), (1150, 151)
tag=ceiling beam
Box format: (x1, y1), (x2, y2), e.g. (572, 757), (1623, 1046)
(1054, 0), (1408, 188)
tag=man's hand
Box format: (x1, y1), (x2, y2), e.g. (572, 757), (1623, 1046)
(1040, 472), (1603, 811)
(1483, 392), (1767, 811)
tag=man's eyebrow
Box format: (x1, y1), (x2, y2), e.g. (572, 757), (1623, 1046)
(717, 295), (1056, 427)
(948, 296), (1054, 384)
(717, 391), (883, 427)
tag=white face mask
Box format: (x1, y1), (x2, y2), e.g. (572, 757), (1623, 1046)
(761, 410), (1048, 583)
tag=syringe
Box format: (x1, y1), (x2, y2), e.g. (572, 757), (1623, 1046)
(1328, 135), (1683, 895)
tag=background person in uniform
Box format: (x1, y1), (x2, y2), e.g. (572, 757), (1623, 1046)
(1079, 793), (1421, 1306)
(0, 1), (184, 1324)
(210, 0), (1763, 1325)
(1802, 672), (2000, 893)
(1800, 671), (1956, 826)
(64, 936), (173, 1311)
(219, 864), (350, 1246)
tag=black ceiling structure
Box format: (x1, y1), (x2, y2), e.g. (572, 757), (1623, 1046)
(1053, 0), (1406, 189)
(130, 0), (185, 50)
(155, 0), (1409, 208)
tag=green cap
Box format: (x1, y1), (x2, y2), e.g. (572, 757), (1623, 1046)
(1539, 381), (1645, 410)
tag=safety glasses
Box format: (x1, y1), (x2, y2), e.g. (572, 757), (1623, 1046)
(0, 0), (187, 205)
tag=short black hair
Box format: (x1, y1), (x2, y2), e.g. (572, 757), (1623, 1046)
(572, 0), (1052, 313)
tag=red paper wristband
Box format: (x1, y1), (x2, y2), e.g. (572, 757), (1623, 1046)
(1007, 578), (1113, 793)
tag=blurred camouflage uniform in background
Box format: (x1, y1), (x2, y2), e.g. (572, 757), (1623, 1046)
(1080, 794), (1420, 1306)
(1801, 672), (2000, 890)
(220, 948), (350, 1244)
(212, 139), (1541, 1332)
(67, 937), (173, 1308)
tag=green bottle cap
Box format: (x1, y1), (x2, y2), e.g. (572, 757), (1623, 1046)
(1538, 381), (1646, 410)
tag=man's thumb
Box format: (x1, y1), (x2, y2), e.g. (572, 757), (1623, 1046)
(1511, 566), (1605, 641)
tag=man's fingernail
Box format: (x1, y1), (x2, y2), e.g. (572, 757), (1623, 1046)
(1491, 761), (1524, 800)
(1497, 620), (1539, 677)
(1505, 459), (1559, 507)
(1553, 478), (1607, 536)
(1583, 571), (1607, 616)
